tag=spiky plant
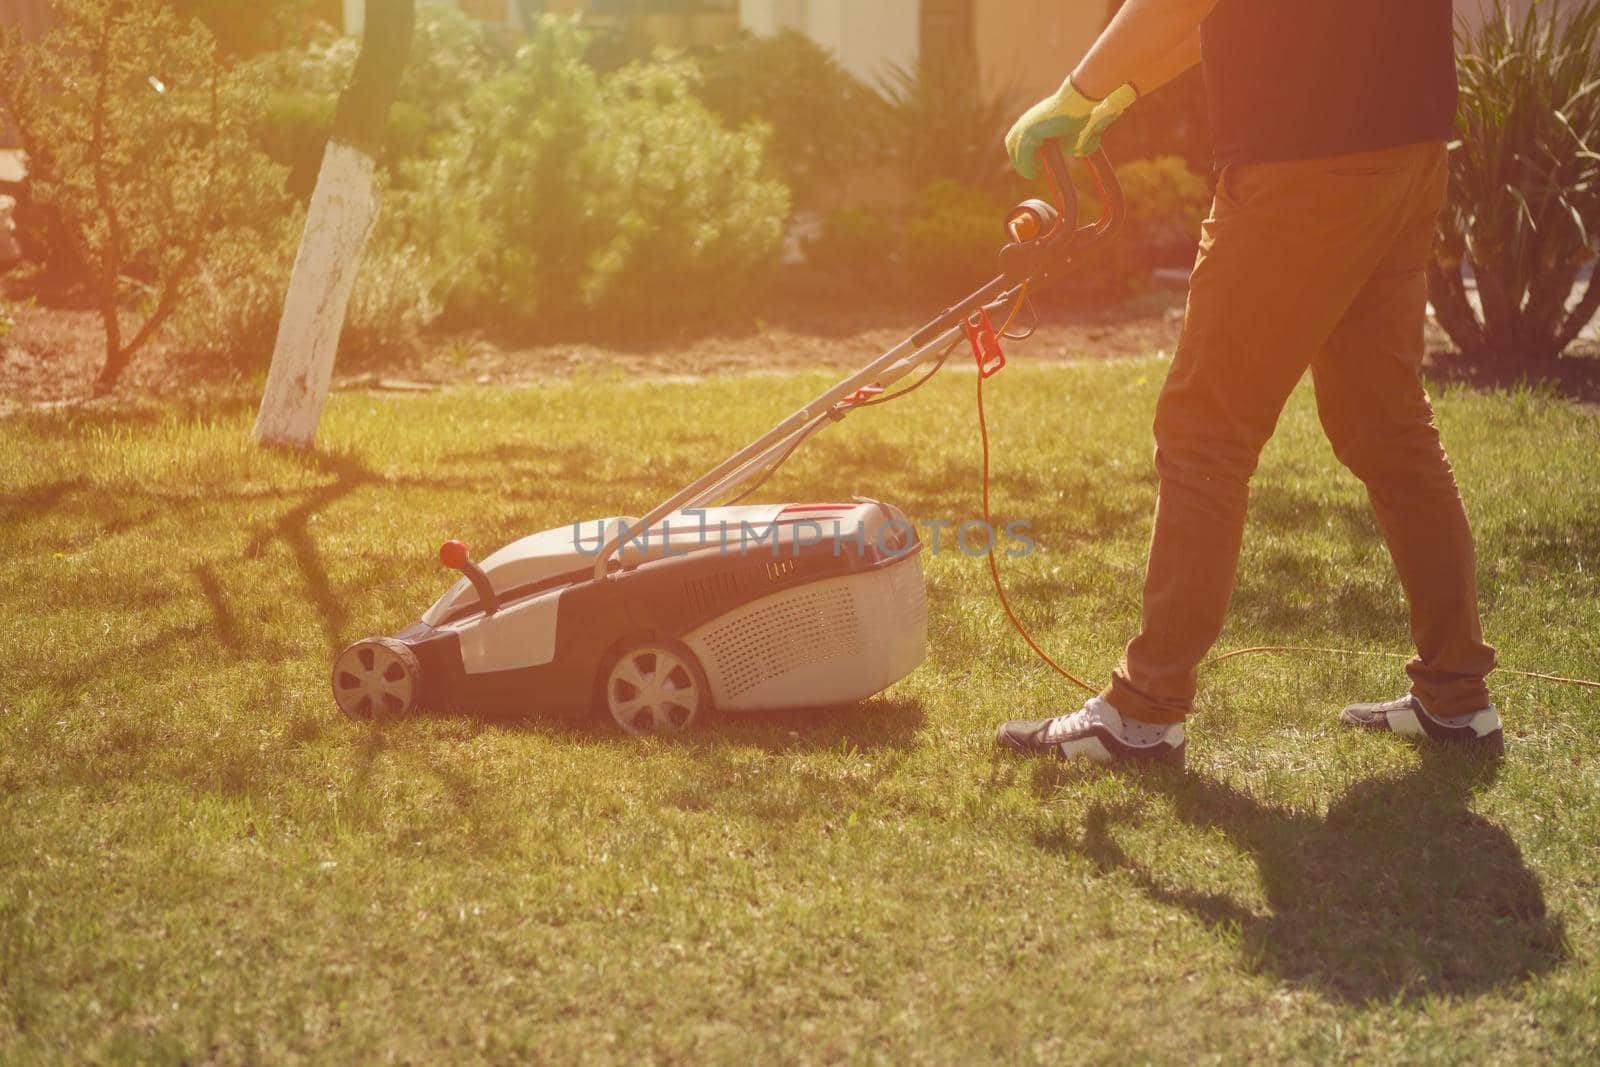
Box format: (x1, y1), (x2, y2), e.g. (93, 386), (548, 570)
(1430, 0), (1600, 367)
(878, 58), (1019, 195)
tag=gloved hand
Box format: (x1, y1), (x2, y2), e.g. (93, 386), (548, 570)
(1005, 80), (1139, 179)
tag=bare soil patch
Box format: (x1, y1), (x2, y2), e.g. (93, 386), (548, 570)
(7, 282), (1595, 411)
(1, 289), (1190, 409)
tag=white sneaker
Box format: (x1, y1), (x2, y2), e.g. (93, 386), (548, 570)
(995, 696), (1186, 767)
(1339, 695), (1504, 755)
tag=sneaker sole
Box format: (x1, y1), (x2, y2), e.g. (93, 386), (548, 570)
(1126, 740), (1186, 770)
(994, 729), (1187, 769)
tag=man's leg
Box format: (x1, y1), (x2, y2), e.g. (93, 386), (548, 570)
(1104, 145), (1444, 725)
(1310, 146), (1498, 719)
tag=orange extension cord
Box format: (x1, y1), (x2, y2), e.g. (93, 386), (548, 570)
(975, 287), (1600, 697)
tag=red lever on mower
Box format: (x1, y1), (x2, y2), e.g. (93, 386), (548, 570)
(439, 539), (499, 615)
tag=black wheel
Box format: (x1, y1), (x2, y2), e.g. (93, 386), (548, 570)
(331, 637), (421, 722)
(598, 638), (709, 737)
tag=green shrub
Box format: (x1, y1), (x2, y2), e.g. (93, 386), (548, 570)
(255, 4), (499, 118)
(253, 91), (336, 200)
(1077, 155), (1210, 293)
(172, 0), (318, 57)
(169, 9), (787, 366)
(902, 180), (1006, 296)
(159, 10), (789, 367)
(166, 204), (304, 371)
(694, 29), (884, 207)
(344, 169), (470, 354)
(168, 8), (501, 369)
(579, 58), (789, 322)
(1430, 0), (1600, 368)
(805, 207), (901, 288)
(169, 172), (457, 372)
(421, 18), (789, 333)
(804, 182), (1005, 302)
(802, 157), (1210, 304)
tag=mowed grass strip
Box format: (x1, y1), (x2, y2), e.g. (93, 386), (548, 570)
(1, 360), (1597, 1064)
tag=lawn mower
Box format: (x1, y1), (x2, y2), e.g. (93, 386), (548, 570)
(331, 143), (1124, 735)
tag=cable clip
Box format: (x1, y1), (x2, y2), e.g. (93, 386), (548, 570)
(964, 308), (1005, 378)
(839, 383), (883, 407)
(829, 383), (884, 419)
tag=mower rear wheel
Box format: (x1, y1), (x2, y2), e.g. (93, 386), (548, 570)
(600, 639), (708, 737)
(332, 637), (421, 722)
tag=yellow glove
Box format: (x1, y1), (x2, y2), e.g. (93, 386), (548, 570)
(1005, 80), (1138, 180)
(1079, 83), (1139, 156)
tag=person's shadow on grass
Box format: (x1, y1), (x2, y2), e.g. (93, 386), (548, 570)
(1033, 747), (1567, 1003)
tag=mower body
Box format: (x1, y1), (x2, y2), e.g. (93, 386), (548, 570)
(334, 501), (927, 724)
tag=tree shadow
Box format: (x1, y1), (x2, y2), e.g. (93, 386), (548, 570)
(242, 448), (382, 654)
(1032, 748), (1567, 1003)
(18, 620), (210, 699)
(1505, 510), (1600, 575)
(192, 561), (244, 655)
(1248, 481), (1379, 545)
(1228, 545), (1407, 644)
(0, 475), (90, 526)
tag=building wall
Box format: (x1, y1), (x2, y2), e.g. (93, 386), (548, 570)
(739, 0), (1105, 104)
(0, 0), (50, 41)
(344, 0), (517, 36)
(739, 0), (918, 86)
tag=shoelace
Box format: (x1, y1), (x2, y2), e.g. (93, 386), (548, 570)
(1044, 702), (1099, 743)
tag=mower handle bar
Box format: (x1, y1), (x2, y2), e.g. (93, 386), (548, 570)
(585, 145), (1123, 582)
(1042, 142), (1124, 250)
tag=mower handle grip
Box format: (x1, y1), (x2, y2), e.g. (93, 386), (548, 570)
(1039, 141), (1124, 245)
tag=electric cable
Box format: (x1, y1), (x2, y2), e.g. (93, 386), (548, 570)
(854, 336), (960, 407)
(976, 280), (1101, 695)
(1000, 292), (1038, 340)
(1205, 645), (1600, 690)
(721, 420), (826, 507)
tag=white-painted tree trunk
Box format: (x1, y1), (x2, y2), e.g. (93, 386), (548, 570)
(251, 140), (379, 449)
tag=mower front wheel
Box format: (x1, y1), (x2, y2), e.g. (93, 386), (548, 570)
(332, 637), (421, 722)
(598, 638), (710, 737)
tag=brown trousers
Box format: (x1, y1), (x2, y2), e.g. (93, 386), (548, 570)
(1104, 141), (1497, 725)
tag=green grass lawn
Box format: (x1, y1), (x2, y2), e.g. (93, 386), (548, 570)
(2, 359), (1598, 1063)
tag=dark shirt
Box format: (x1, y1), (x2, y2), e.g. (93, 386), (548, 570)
(1201, 0), (1458, 166)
